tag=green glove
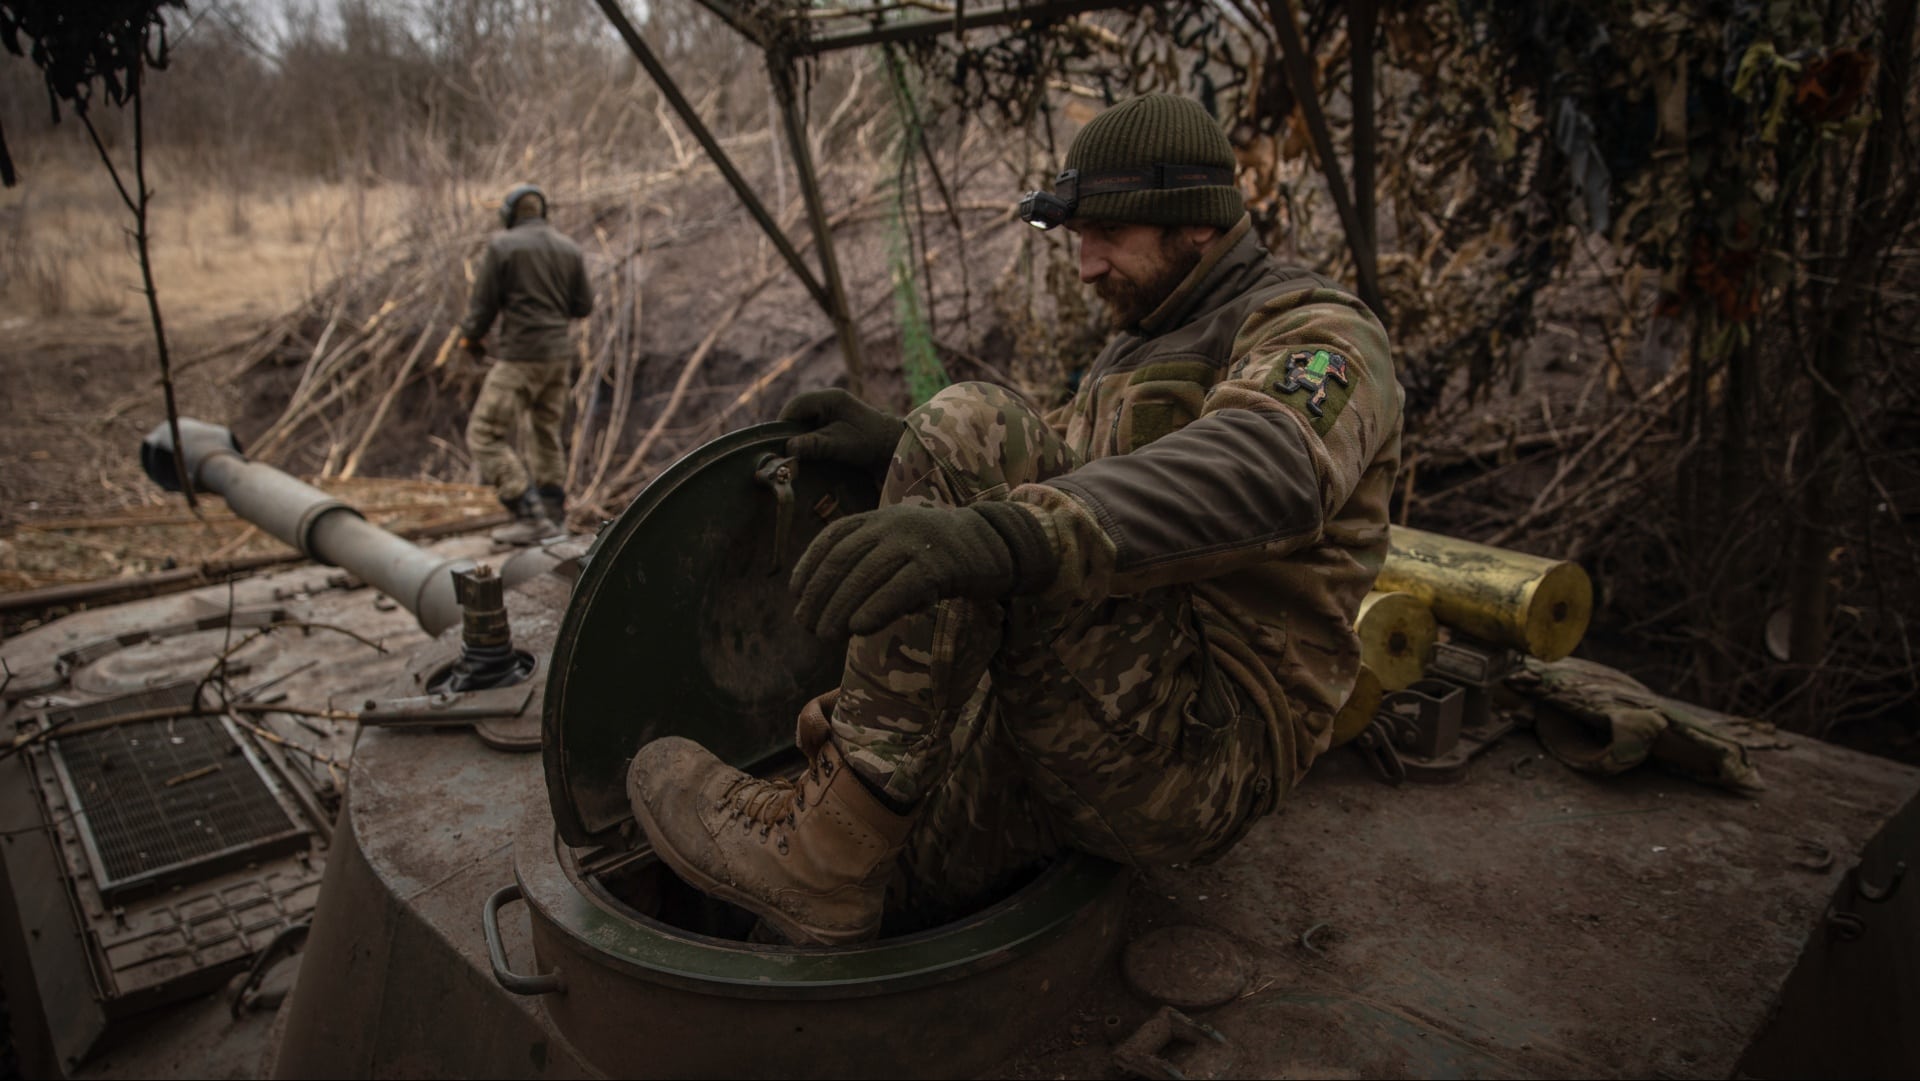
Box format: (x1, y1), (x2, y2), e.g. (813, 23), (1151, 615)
(779, 389), (905, 470)
(791, 501), (1058, 639)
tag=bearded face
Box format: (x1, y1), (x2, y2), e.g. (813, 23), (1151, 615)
(1082, 225), (1207, 331)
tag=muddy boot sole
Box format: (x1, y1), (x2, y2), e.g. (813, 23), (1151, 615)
(490, 519), (562, 547)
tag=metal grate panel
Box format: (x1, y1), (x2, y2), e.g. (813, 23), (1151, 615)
(51, 715), (308, 897)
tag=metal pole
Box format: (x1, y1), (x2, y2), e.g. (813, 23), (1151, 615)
(1264, 0), (1384, 319)
(686, 0), (770, 47)
(788, 0), (1156, 55)
(769, 54), (868, 396)
(1351, 0), (1378, 261)
(591, 0), (833, 314)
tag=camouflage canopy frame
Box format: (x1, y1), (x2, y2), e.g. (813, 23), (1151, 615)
(584, 0), (1391, 395)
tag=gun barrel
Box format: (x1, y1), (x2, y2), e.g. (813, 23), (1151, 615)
(141, 419), (469, 636)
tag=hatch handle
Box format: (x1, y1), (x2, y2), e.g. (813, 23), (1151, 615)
(1855, 860), (1906, 904)
(753, 454), (798, 575)
(1113, 1005), (1233, 1079)
(483, 883), (565, 995)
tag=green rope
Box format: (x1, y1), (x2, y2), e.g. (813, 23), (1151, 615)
(882, 46), (949, 407)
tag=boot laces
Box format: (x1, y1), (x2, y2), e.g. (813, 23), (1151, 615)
(717, 775), (800, 840)
(714, 758), (834, 842)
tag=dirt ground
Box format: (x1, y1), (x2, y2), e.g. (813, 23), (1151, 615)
(0, 162), (456, 590)
(0, 153), (974, 593)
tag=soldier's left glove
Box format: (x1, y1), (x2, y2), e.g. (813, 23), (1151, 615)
(791, 501), (1057, 639)
(460, 335), (486, 358)
(779, 389), (904, 470)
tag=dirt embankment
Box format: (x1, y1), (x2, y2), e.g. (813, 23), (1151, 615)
(0, 161), (429, 587)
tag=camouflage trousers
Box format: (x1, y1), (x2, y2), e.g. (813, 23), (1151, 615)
(826, 382), (1277, 922)
(466, 357), (568, 502)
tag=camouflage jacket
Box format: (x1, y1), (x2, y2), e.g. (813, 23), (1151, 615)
(1010, 216), (1403, 788)
(460, 221), (594, 361)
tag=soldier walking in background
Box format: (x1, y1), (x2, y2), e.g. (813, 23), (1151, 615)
(628, 94), (1405, 944)
(460, 183), (593, 546)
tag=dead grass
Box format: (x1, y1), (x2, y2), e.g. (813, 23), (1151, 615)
(0, 153), (412, 344)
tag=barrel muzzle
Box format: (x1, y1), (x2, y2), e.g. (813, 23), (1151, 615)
(138, 417), (472, 637)
(141, 419), (244, 493)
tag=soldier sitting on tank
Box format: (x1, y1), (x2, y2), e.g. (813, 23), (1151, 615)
(459, 183), (594, 546)
(627, 94), (1404, 945)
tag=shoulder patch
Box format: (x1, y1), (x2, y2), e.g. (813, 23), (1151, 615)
(1271, 349), (1353, 433)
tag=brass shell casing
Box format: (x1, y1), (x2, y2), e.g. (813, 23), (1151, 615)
(1356, 590), (1437, 691)
(1375, 525), (1592, 661)
(1330, 664), (1384, 749)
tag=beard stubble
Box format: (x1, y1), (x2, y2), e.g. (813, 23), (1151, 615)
(1095, 230), (1205, 330)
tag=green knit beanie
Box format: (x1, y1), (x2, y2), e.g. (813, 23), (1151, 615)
(1064, 94), (1242, 228)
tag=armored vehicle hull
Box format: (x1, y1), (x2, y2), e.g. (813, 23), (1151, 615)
(0, 422), (1912, 1079)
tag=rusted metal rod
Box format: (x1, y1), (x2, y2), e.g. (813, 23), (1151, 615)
(591, 0), (833, 315)
(784, 0), (1156, 54)
(687, 0), (771, 46)
(1264, 0), (1383, 318)
(768, 54), (868, 396)
(1350, 0), (1378, 259)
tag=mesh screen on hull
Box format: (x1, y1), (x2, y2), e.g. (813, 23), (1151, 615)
(52, 715), (307, 896)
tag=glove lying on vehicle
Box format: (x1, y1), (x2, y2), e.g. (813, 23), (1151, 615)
(779, 388), (905, 471)
(791, 501), (1058, 640)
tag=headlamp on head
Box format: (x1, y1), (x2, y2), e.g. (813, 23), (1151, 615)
(1016, 163), (1236, 231)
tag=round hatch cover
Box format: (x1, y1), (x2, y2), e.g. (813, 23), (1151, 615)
(542, 424), (879, 846)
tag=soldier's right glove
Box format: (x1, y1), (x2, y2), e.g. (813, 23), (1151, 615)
(790, 501), (1057, 639)
(460, 335), (486, 358)
(779, 389), (904, 470)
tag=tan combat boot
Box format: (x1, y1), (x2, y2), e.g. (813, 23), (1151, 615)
(490, 491), (560, 546)
(626, 694), (911, 946)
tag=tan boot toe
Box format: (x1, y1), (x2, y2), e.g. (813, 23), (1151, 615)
(625, 736), (912, 946)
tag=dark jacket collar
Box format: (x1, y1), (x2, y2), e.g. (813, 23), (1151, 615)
(1134, 215), (1267, 337)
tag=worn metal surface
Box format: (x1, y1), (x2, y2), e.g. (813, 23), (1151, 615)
(0, 539), (483, 1077)
(0, 511), (510, 620)
(49, 713), (308, 897)
(0, 749), (109, 1074)
(514, 795), (1128, 1078)
(1376, 525), (1593, 661)
(140, 418), (474, 635)
(1356, 590), (1437, 691)
(361, 568), (572, 751)
(270, 730), (598, 1080)
(273, 657), (1129, 1081)
(1120, 925), (1249, 1010)
(543, 422), (878, 847)
(1737, 786), (1920, 1077)
(1005, 733), (1920, 1079)
(0, 520), (1913, 1078)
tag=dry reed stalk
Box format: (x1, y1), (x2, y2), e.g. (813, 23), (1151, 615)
(1486, 365), (1686, 547)
(340, 313), (448, 479)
